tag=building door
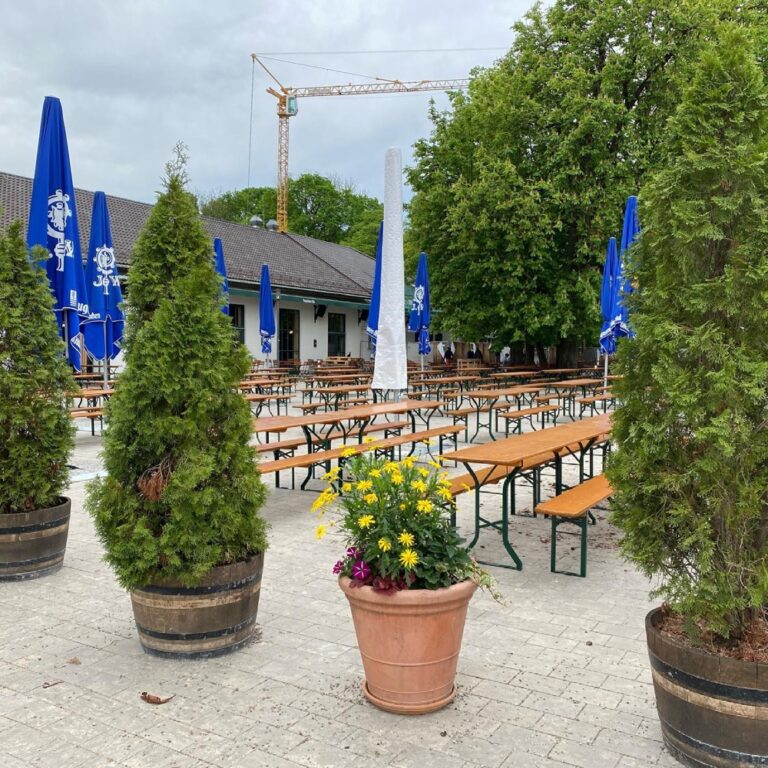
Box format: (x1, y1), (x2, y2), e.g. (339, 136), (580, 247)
(278, 308), (300, 361)
(327, 312), (346, 357)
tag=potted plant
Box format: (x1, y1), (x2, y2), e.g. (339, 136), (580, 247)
(0, 222), (75, 580)
(608, 27), (768, 766)
(86, 148), (268, 658)
(315, 449), (496, 714)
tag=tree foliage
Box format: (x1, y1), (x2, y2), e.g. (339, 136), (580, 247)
(0, 222), (75, 513)
(407, 0), (767, 359)
(87, 148), (268, 590)
(609, 25), (768, 640)
(200, 173), (383, 256)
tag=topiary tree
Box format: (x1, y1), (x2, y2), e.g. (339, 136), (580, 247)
(608, 25), (768, 641)
(86, 148), (268, 589)
(0, 221), (75, 514)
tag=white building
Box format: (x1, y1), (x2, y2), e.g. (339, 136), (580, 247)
(0, 171), (376, 363)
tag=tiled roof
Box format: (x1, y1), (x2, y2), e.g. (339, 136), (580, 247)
(0, 171), (374, 300)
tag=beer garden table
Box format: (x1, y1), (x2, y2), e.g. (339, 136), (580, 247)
(442, 414), (612, 569)
(457, 386), (544, 442)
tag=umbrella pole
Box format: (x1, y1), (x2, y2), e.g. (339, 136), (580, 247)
(603, 353), (609, 389)
(104, 323), (109, 389)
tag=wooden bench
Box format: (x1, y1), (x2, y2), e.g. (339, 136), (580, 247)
(534, 474), (612, 577)
(254, 420), (409, 459)
(258, 425), (463, 489)
(69, 406), (104, 435)
(577, 394), (615, 418)
(497, 405), (558, 435)
(444, 405), (493, 442)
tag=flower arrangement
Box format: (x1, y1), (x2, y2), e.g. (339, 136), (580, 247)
(313, 449), (491, 593)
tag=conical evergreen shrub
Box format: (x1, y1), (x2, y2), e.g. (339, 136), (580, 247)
(0, 222), (75, 513)
(609, 25), (768, 640)
(87, 151), (268, 589)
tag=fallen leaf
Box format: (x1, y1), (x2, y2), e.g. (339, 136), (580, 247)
(42, 680), (64, 688)
(140, 691), (175, 705)
(66, 657), (81, 665)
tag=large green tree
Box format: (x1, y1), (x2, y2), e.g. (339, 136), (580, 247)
(200, 174), (383, 256)
(407, 0), (768, 364)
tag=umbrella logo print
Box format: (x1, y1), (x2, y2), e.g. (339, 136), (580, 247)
(94, 245), (117, 294)
(412, 285), (425, 313)
(46, 189), (73, 272)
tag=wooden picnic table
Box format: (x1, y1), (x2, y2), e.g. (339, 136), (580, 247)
(442, 414), (611, 569)
(302, 384), (371, 410)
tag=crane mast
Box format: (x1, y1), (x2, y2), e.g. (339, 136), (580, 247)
(252, 54), (469, 232)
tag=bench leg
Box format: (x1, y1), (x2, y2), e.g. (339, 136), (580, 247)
(550, 516), (588, 577)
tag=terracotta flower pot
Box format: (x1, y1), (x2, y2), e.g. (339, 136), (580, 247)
(339, 576), (477, 714)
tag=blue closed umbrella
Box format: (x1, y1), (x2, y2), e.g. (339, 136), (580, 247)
(408, 251), (431, 364)
(27, 96), (89, 370)
(366, 221), (383, 352)
(213, 237), (229, 315)
(598, 237), (619, 356)
(611, 195), (639, 341)
(259, 264), (275, 357)
(83, 192), (124, 383)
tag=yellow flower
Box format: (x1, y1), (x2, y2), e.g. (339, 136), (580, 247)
(438, 487), (453, 501)
(378, 537), (392, 552)
(315, 524), (328, 540)
(398, 531), (415, 547)
(357, 514), (375, 529)
(411, 480), (427, 493)
(310, 490), (336, 512)
(402, 456), (417, 469)
(384, 461), (399, 474)
(342, 482), (352, 493)
(416, 500), (433, 514)
(421, 438), (434, 446)
(362, 436), (376, 444)
(363, 493), (378, 505)
(399, 503), (406, 510)
(340, 446), (357, 458)
(428, 459), (443, 470)
(322, 467), (341, 481)
(399, 549), (419, 569)
(391, 472), (404, 485)
(369, 469), (381, 478)
(356, 479), (373, 492)
(417, 468), (430, 478)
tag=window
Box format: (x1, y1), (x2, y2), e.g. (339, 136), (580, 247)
(230, 303), (245, 344)
(328, 312), (346, 356)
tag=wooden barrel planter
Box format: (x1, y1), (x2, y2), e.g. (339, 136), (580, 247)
(646, 607), (768, 767)
(130, 553), (264, 659)
(0, 497), (71, 580)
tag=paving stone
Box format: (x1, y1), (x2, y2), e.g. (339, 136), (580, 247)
(533, 712), (601, 745)
(594, 728), (665, 762)
(549, 737), (622, 768)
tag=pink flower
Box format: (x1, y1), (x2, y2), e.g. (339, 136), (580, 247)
(351, 559), (371, 581)
(332, 560), (344, 575)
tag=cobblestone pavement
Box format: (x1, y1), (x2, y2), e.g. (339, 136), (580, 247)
(0, 416), (680, 768)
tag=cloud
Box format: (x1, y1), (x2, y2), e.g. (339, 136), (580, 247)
(0, 0), (532, 207)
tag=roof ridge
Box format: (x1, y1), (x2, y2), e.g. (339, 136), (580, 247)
(284, 232), (371, 294)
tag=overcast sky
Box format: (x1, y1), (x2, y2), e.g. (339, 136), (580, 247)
(1, 1), (535, 210)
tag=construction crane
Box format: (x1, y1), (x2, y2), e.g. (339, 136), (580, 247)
(251, 54), (469, 232)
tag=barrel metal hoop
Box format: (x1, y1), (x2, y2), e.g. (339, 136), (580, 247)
(137, 570), (262, 596)
(135, 615), (255, 641)
(650, 652), (768, 704)
(0, 516), (70, 535)
(664, 721), (768, 766)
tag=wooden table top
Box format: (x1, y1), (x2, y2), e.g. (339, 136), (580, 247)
(303, 384), (370, 395)
(252, 399), (433, 434)
(414, 375), (482, 386)
(548, 378), (602, 388)
(442, 414), (611, 467)
(460, 385), (542, 399)
(68, 388), (113, 398)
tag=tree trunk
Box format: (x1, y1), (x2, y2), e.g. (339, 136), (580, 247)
(556, 338), (581, 368)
